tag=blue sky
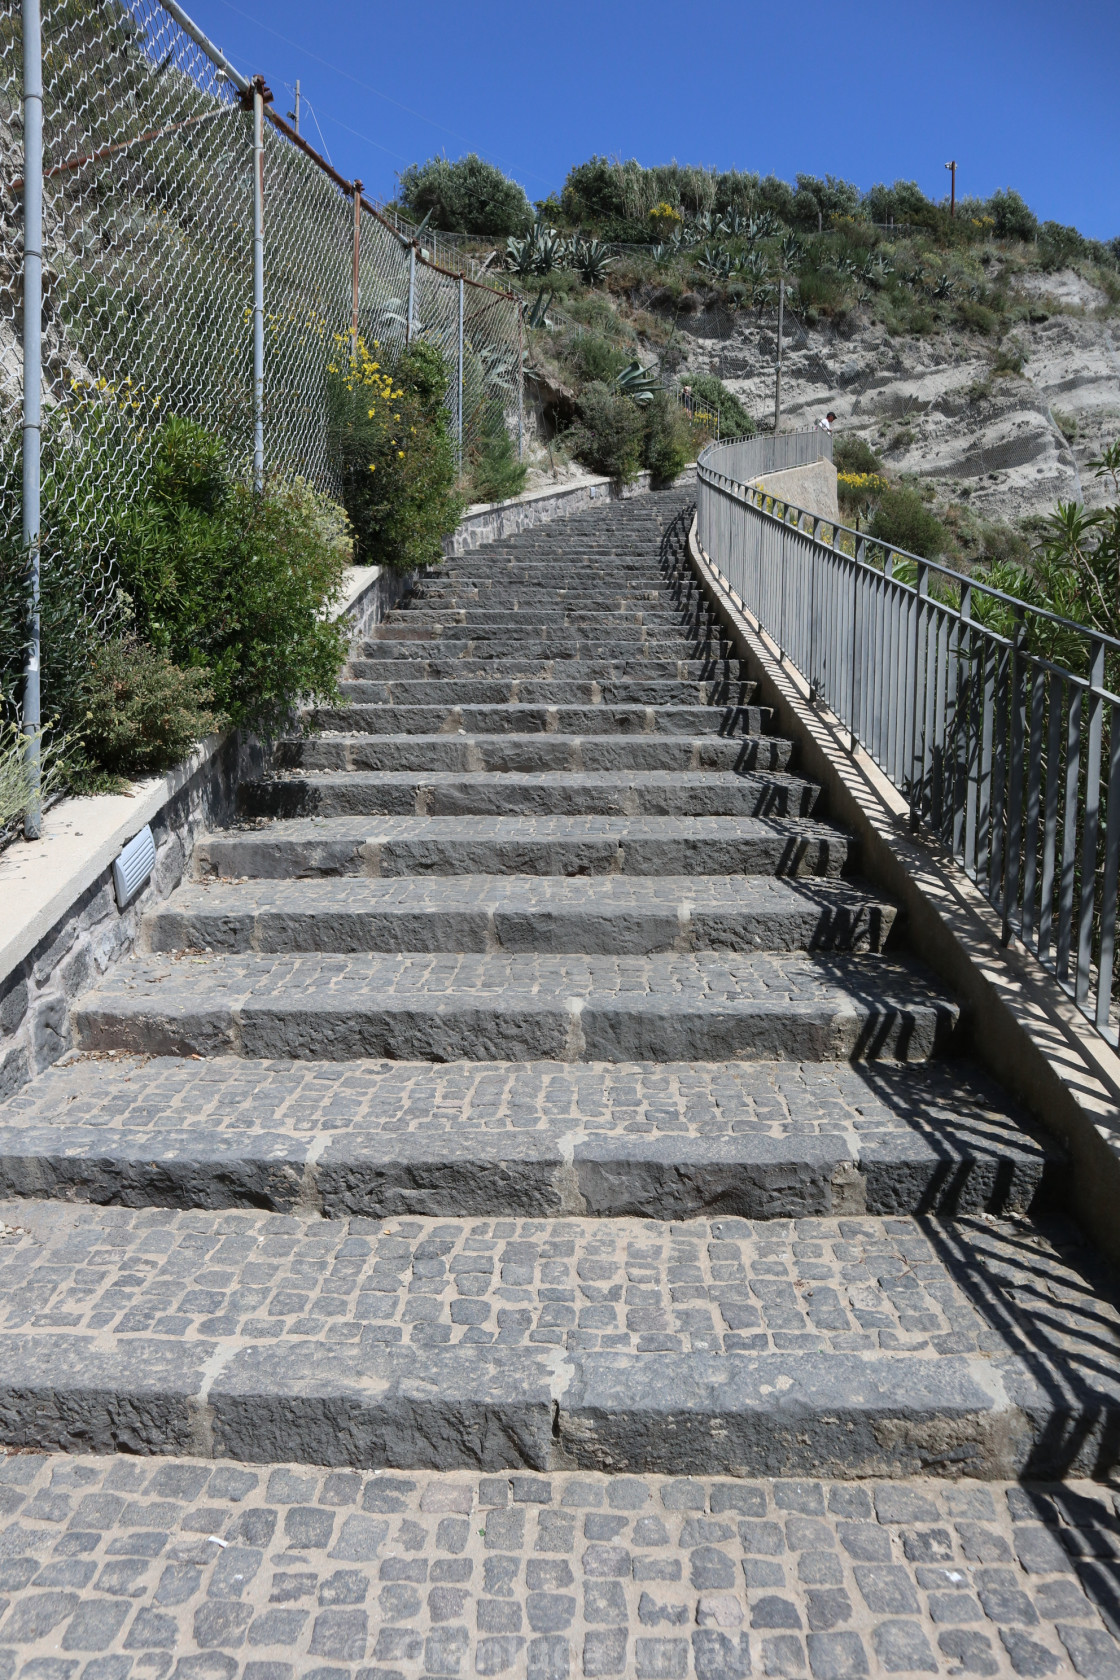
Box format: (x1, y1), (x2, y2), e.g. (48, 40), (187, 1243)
(185, 0), (1120, 239)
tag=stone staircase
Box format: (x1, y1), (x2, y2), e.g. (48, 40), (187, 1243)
(0, 484), (1118, 1676)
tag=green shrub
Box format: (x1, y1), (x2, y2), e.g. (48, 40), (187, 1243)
(643, 393), (693, 486)
(115, 418), (351, 732)
(470, 403), (527, 504)
(986, 189), (1038, 243)
(560, 331), (632, 385)
(567, 383), (646, 483)
(868, 485), (949, 559)
(79, 637), (221, 775)
(833, 435), (883, 476)
(398, 155), (531, 237)
(955, 298), (999, 335)
(327, 337), (462, 572)
(685, 374), (754, 439)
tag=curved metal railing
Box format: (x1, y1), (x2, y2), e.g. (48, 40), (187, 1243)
(697, 432), (1120, 1044)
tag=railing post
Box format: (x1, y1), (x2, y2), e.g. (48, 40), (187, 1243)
(851, 536), (864, 755)
(773, 276), (784, 434)
(517, 298), (524, 462)
(21, 0), (43, 839)
(1076, 638), (1106, 1004)
(251, 75), (265, 491)
(909, 561), (928, 829)
(406, 245), (416, 345)
(457, 275), (464, 475)
(349, 179), (362, 360)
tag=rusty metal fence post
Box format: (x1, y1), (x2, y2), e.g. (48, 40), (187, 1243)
(350, 180), (362, 358)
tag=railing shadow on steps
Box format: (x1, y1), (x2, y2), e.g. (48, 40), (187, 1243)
(695, 430), (1120, 1051)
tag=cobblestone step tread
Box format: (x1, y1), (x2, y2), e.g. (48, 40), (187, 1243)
(239, 769), (821, 820)
(71, 951), (959, 1064)
(197, 813), (852, 880)
(0, 1205), (1112, 1479)
(344, 658), (749, 680)
(336, 680), (755, 706)
(0, 1456), (1111, 1680)
(0, 1055), (1060, 1220)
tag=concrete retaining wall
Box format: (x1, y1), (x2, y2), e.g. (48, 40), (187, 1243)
(444, 468), (695, 556)
(752, 459), (839, 522)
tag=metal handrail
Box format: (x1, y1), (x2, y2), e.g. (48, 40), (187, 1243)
(697, 433), (1120, 1044)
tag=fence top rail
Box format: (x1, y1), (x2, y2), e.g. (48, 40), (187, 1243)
(155, 0), (519, 306)
(698, 438), (1120, 664)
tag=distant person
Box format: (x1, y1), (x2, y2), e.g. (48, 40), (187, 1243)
(817, 411), (837, 433)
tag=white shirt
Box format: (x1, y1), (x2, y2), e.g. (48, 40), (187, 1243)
(816, 416), (833, 433)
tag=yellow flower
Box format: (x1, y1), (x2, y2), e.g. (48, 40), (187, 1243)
(398, 450), (405, 458)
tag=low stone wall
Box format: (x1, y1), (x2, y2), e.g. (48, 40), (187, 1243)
(0, 731), (266, 1100)
(0, 570), (400, 1104)
(444, 467), (695, 556)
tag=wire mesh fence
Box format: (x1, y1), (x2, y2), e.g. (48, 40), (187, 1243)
(0, 0), (524, 695)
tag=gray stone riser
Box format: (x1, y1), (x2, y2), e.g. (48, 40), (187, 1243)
(389, 612), (688, 631)
(72, 951), (958, 1066)
(305, 704), (771, 738)
(196, 815), (850, 882)
(336, 678), (757, 707)
(274, 735), (794, 776)
(364, 632), (710, 658)
(237, 769), (822, 821)
(145, 877), (896, 958)
(343, 657), (750, 682)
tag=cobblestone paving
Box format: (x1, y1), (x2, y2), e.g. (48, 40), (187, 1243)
(0, 1457), (1115, 1678)
(3, 1056), (1035, 1148)
(0, 1205), (1109, 1372)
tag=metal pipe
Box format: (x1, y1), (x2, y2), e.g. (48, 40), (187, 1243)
(457, 276), (464, 474)
(159, 0), (250, 93)
(406, 246), (415, 345)
(773, 277), (784, 434)
(517, 300), (524, 462)
(21, 0), (43, 841)
(251, 76), (265, 490)
(350, 180), (362, 359)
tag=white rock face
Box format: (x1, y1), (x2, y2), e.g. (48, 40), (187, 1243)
(679, 299), (1120, 522)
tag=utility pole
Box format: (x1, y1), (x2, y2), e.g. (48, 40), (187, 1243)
(945, 160), (957, 218)
(289, 78), (300, 135)
(773, 275), (785, 434)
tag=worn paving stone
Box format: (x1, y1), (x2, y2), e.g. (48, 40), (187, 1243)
(0, 1458), (1110, 1677)
(0, 1056), (1057, 1221)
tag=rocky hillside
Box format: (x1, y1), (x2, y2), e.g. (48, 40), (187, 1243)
(674, 266), (1120, 523)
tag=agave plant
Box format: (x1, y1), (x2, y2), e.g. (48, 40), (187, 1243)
(650, 243), (675, 270)
(615, 360), (660, 404)
(527, 287), (555, 330)
(505, 234), (536, 277)
(531, 224), (566, 275)
(863, 253), (894, 284)
(721, 210), (749, 239)
(570, 238), (615, 286)
(697, 244), (732, 280)
(779, 233), (804, 272)
(746, 211), (779, 246)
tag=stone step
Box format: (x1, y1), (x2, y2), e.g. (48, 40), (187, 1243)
(0, 1201), (1109, 1482)
(413, 586), (669, 605)
(389, 607), (686, 625)
(351, 637), (735, 663)
(145, 876), (897, 958)
(0, 1453), (1108, 1679)
(0, 1055), (1059, 1221)
(344, 655), (748, 682)
(72, 950), (958, 1064)
(238, 769), (822, 821)
(306, 705), (772, 739)
(275, 734), (794, 777)
(337, 677), (757, 707)
(197, 814), (852, 881)
(362, 626), (718, 651)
